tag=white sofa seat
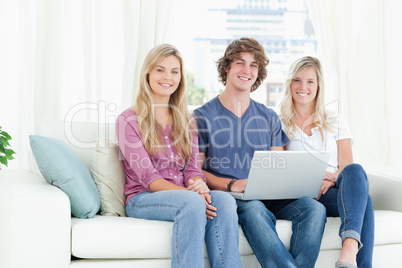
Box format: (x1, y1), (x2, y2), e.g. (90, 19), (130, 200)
(1, 120), (402, 268)
(70, 210), (402, 259)
(3, 169), (402, 268)
(70, 216), (257, 259)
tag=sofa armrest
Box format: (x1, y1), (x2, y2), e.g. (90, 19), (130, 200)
(0, 170), (71, 268)
(367, 170), (402, 212)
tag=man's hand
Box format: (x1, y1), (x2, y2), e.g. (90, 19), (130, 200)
(230, 179), (247, 193)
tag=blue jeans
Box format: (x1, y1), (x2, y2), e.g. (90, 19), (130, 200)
(318, 163), (374, 268)
(126, 190), (242, 268)
(236, 197), (326, 268)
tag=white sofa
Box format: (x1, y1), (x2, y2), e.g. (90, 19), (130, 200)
(1, 120), (402, 268)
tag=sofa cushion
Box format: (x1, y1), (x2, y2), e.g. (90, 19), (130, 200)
(71, 216), (254, 259)
(29, 135), (100, 218)
(71, 210), (402, 259)
(91, 139), (126, 216)
(371, 210), (402, 245)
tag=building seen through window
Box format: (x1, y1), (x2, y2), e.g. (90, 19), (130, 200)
(186, 0), (317, 107)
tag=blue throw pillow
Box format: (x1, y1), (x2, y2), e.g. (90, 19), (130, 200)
(29, 135), (100, 218)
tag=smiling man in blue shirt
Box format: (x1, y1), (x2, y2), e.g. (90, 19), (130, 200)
(193, 37), (326, 268)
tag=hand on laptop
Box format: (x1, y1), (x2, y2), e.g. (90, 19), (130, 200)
(231, 179), (248, 193)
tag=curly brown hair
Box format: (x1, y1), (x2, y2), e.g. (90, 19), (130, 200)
(216, 37), (269, 92)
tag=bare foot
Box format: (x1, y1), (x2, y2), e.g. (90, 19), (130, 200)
(338, 238), (358, 266)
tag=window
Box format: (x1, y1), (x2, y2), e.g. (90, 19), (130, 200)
(169, 0), (317, 107)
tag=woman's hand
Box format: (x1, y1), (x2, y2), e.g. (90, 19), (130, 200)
(324, 172), (337, 183)
(187, 178), (210, 194)
(187, 178), (217, 219)
(317, 172), (336, 200)
(200, 193), (217, 220)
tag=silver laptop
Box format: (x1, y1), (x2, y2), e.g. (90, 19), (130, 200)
(229, 151), (330, 200)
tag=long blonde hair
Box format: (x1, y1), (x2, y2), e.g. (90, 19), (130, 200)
(133, 44), (193, 162)
(279, 56), (331, 140)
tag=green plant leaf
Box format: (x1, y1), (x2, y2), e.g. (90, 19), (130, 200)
(4, 148), (16, 156)
(0, 136), (10, 147)
(0, 131), (11, 140)
(0, 157), (8, 166)
(0, 126), (14, 167)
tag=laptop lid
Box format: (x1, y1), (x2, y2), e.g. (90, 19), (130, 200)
(230, 151), (330, 200)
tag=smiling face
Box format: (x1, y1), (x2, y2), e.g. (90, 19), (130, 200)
(148, 55), (181, 103)
(290, 67), (318, 107)
(225, 52), (259, 93)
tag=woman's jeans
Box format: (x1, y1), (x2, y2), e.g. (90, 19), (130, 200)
(126, 190), (242, 268)
(318, 163), (374, 267)
(236, 197), (326, 268)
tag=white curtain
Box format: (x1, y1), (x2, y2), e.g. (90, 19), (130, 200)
(0, 0), (177, 170)
(306, 0), (402, 170)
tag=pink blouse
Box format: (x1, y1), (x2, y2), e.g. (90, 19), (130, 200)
(116, 109), (206, 205)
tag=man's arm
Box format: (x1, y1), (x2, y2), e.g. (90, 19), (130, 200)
(199, 152), (247, 192)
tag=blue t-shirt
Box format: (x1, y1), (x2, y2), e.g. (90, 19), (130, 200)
(193, 96), (289, 180)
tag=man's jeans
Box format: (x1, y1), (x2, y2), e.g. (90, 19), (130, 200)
(126, 190), (242, 268)
(236, 197), (326, 268)
(319, 163), (374, 268)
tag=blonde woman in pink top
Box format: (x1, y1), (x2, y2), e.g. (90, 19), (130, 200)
(116, 44), (242, 268)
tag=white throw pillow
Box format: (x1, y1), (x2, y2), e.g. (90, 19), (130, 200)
(91, 139), (126, 216)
